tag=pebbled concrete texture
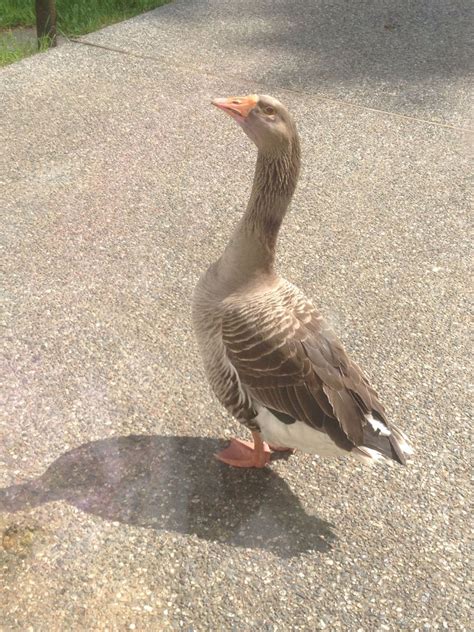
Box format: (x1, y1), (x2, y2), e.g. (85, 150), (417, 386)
(78, 0), (473, 127)
(0, 3), (471, 631)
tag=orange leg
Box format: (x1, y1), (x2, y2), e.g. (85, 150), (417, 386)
(215, 431), (271, 468)
(269, 445), (296, 454)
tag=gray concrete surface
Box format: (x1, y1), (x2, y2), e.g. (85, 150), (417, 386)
(78, 0), (473, 127)
(0, 27), (66, 49)
(1, 1), (471, 630)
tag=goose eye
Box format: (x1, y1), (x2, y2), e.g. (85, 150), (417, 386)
(263, 105), (275, 115)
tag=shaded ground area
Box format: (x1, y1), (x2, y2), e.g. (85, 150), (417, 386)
(1, 1), (471, 630)
(0, 435), (333, 558)
(80, 0), (473, 126)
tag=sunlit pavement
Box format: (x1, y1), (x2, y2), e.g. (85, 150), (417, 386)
(1, 1), (470, 629)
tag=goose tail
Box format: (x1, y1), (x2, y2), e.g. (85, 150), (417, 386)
(355, 414), (414, 465)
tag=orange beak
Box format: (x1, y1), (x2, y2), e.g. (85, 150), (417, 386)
(211, 94), (258, 119)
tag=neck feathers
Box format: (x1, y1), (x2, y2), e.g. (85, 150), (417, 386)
(244, 136), (301, 252)
(216, 133), (301, 291)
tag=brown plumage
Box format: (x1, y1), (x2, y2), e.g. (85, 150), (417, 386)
(192, 94), (412, 468)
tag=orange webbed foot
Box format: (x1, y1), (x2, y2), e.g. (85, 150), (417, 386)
(215, 432), (271, 468)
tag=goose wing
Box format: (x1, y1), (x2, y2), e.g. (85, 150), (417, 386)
(222, 281), (406, 463)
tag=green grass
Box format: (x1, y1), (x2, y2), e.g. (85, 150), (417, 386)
(0, 0), (35, 29)
(0, 0), (169, 66)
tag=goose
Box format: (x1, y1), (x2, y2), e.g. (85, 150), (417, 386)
(192, 94), (412, 468)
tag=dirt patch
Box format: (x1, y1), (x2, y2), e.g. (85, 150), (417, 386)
(2, 523), (50, 558)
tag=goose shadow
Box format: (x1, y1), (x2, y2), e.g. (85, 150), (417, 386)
(0, 435), (335, 558)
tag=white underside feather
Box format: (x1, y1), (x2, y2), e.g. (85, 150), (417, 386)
(256, 407), (413, 463)
(256, 408), (350, 458)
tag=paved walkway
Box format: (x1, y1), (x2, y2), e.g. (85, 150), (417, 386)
(1, 1), (471, 629)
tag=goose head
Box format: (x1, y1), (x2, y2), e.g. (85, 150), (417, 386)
(212, 94), (297, 155)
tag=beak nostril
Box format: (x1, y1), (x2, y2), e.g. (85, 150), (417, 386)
(232, 100), (241, 105)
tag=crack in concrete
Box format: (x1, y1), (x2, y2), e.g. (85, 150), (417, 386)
(69, 36), (472, 133)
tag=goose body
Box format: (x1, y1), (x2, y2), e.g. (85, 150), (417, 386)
(192, 94), (412, 468)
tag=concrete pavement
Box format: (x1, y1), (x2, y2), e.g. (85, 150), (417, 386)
(1, 1), (471, 630)
(79, 0), (472, 127)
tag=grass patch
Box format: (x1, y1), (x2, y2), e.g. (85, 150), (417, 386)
(0, 0), (35, 29)
(0, 0), (170, 34)
(0, 0), (169, 66)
